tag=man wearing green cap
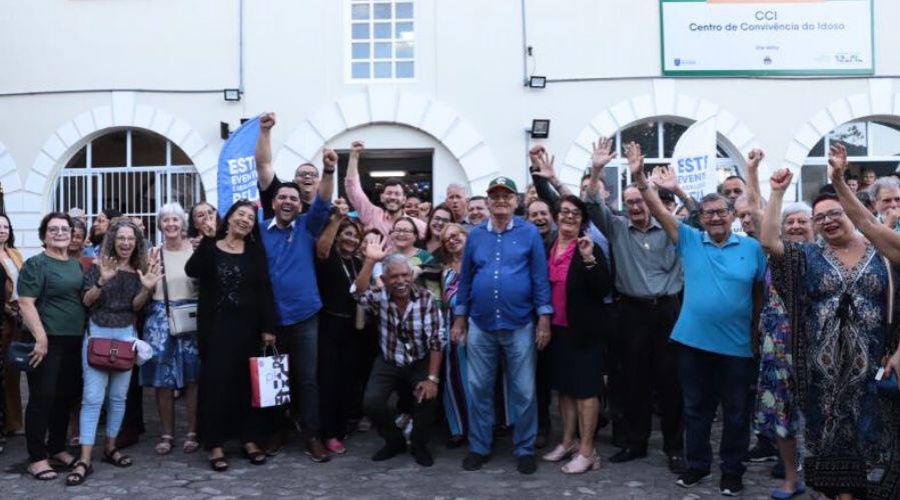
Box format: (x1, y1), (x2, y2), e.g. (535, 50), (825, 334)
(451, 176), (553, 475)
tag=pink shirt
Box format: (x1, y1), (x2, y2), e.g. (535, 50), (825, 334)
(345, 174), (427, 249)
(548, 240), (576, 327)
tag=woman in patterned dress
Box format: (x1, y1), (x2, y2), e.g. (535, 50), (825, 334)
(140, 203), (201, 456)
(762, 161), (899, 500)
(753, 202), (814, 499)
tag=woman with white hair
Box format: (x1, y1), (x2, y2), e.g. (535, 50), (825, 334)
(139, 202), (201, 456)
(754, 201), (813, 499)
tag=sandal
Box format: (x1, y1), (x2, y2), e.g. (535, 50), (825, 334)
(102, 448), (133, 468)
(28, 466), (58, 481)
(242, 446), (267, 465)
(65, 461), (93, 486)
(209, 455), (229, 472)
(183, 433), (199, 454)
(542, 441), (578, 462)
(561, 452), (602, 474)
(155, 435), (174, 455)
(51, 452), (78, 469)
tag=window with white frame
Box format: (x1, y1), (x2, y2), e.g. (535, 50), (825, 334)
(599, 120), (739, 210)
(349, 0), (415, 80)
(800, 120), (900, 202)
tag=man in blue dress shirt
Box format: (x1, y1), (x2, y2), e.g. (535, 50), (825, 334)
(451, 176), (553, 475)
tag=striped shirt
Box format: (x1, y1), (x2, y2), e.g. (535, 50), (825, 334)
(356, 284), (444, 366)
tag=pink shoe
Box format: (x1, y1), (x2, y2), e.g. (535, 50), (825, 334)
(561, 452), (601, 474)
(541, 442), (578, 462)
(325, 438), (346, 454)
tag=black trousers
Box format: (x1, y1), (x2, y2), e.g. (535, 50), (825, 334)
(318, 312), (357, 440)
(363, 356), (436, 446)
(536, 345), (552, 432)
(618, 295), (684, 454)
(25, 335), (82, 463)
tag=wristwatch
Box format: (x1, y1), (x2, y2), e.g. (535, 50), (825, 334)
(427, 374), (440, 384)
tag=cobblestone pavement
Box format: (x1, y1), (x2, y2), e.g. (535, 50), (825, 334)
(0, 390), (803, 499)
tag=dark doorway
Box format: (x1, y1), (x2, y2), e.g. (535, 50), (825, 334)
(336, 148), (434, 203)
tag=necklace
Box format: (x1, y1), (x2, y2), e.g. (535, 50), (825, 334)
(224, 239), (240, 250)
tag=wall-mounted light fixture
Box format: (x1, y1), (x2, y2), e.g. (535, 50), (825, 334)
(220, 122), (231, 140)
(529, 119), (551, 139)
(528, 76), (546, 89)
(223, 89), (241, 101)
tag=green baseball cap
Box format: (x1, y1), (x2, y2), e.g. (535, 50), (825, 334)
(487, 176), (518, 194)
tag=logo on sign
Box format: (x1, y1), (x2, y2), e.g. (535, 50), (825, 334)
(674, 58), (681, 66)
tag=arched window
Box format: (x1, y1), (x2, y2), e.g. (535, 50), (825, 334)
(800, 120), (900, 202)
(54, 129), (204, 242)
(600, 120), (739, 210)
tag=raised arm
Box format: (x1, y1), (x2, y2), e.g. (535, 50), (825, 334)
(628, 143), (677, 243)
(529, 145), (571, 201)
(585, 136), (615, 201)
(829, 143), (900, 263)
(315, 199), (348, 261)
(354, 235), (387, 295)
(319, 147), (337, 201)
(760, 168), (791, 258)
(343, 140), (380, 224)
(255, 112), (276, 190)
(745, 148), (764, 210)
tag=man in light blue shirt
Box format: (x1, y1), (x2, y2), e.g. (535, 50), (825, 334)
(631, 146), (765, 497)
(452, 176), (552, 475)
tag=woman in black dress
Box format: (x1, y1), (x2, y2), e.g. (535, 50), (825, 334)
(185, 200), (277, 471)
(540, 195), (613, 474)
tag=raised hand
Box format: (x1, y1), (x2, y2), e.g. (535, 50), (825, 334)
(259, 112), (276, 131)
(138, 260), (164, 290)
(624, 142), (645, 179)
(333, 197), (350, 217)
(528, 145), (546, 174)
(363, 234), (387, 262)
(591, 136), (616, 171)
(828, 142), (848, 183)
(322, 148), (338, 170)
(577, 235), (594, 260)
(350, 140), (365, 155)
(99, 255), (119, 284)
(769, 168), (793, 192)
(650, 165), (679, 191)
(746, 148), (765, 172)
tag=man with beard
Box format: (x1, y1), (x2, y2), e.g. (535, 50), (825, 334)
(353, 246), (444, 467)
(345, 141), (426, 245)
(452, 176), (552, 475)
(585, 137), (686, 473)
(445, 184), (468, 223)
(254, 112), (335, 462)
(633, 142), (766, 496)
(465, 196), (489, 228)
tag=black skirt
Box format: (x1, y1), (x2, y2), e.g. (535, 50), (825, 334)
(549, 324), (604, 399)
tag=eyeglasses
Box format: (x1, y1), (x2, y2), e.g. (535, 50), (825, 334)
(391, 228), (416, 235)
(812, 208), (845, 225)
(47, 226), (71, 234)
(700, 208), (731, 218)
(557, 208), (582, 219)
(431, 216), (450, 224)
(624, 198), (645, 207)
(295, 171), (319, 179)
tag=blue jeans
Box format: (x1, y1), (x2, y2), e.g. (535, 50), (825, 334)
(466, 320), (536, 457)
(80, 322), (135, 446)
(677, 343), (754, 476)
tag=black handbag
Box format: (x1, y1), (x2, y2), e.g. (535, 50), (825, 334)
(6, 340), (35, 372)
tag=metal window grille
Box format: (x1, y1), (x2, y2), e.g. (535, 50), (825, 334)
(52, 129), (204, 244)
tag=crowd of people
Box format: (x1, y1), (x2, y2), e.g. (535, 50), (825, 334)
(2, 110), (900, 499)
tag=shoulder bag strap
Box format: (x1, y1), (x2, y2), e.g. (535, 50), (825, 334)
(160, 247), (172, 317)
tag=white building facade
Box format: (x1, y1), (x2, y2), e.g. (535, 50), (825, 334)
(2, 0), (899, 255)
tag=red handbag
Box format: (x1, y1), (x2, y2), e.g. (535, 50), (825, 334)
(87, 337), (136, 372)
